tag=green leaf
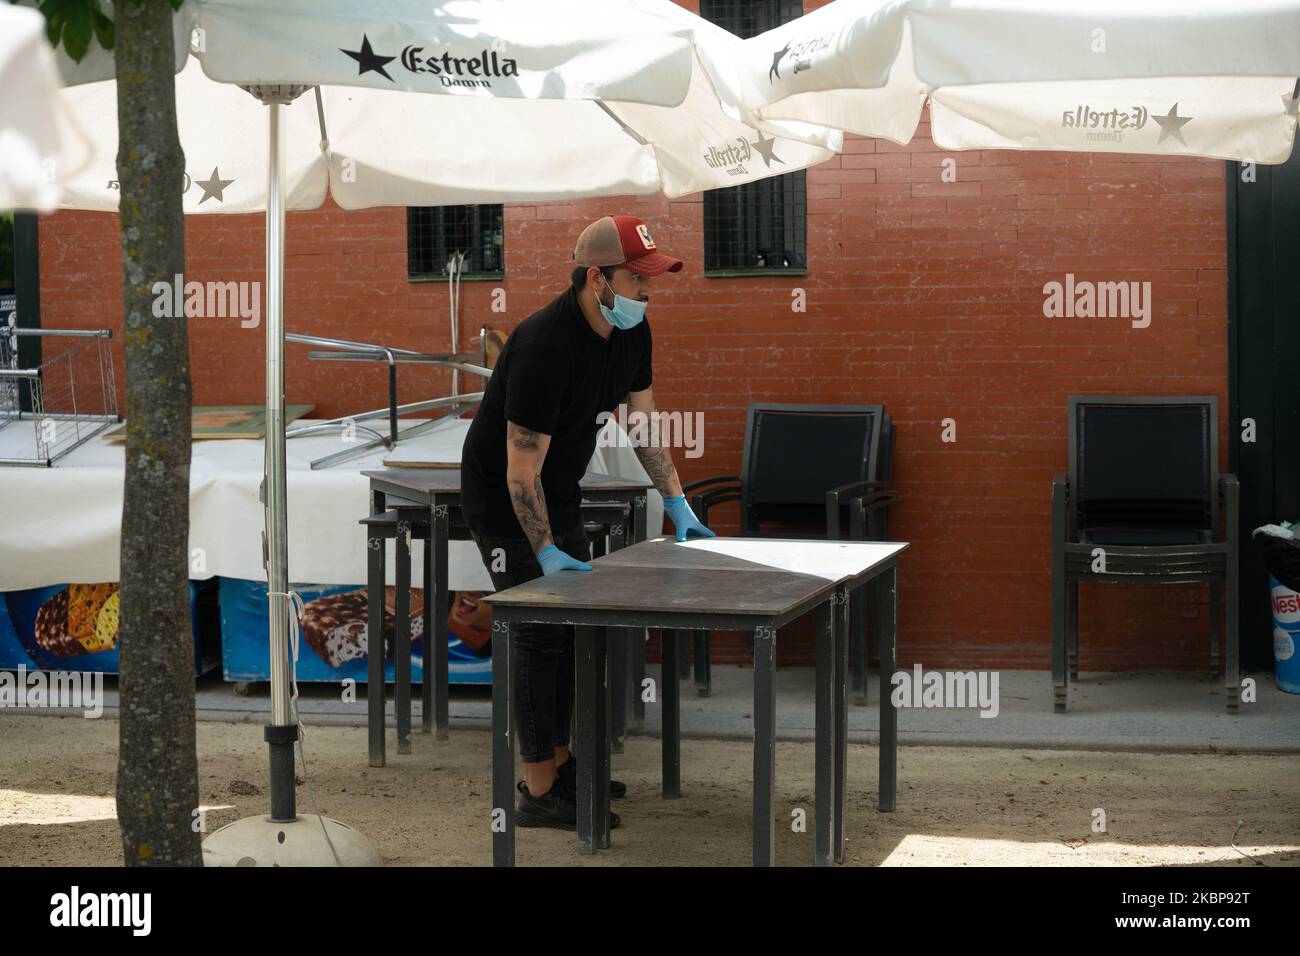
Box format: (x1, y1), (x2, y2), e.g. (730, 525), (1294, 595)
(38, 0), (64, 50)
(92, 8), (114, 51)
(60, 0), (94, 62)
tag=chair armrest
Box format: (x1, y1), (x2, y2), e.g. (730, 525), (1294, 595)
(859, 491), (899, 512)
(826, 480), (890, 500)
(826, 481), (897, 538)
(681, 475), (741, 495)
(691, 489), (741, 524)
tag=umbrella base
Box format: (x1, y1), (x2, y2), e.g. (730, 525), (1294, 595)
(202, 814), (382, 867)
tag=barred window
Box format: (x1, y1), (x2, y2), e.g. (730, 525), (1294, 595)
(701, 0), (802, 39)
(700, 0), (807, 274)
(407, 204), (504, 280)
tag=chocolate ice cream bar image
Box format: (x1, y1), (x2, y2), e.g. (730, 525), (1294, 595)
(33, 588), (85, 658)
(300, 589), (399, 668)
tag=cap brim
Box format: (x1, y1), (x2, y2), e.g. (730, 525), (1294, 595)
(623, 252), (684, 276)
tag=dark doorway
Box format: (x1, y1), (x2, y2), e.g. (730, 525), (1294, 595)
(1227, 146), (1300, 670)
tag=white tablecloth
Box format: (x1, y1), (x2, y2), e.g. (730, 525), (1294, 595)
(0, 416), (662, 591)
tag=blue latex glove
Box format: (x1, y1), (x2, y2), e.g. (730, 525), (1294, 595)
(537, 544), (592, 575)
(663, 494), (716, 542)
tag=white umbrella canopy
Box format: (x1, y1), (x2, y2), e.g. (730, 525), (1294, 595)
(0, 4), (92, 210)
(50, 0), (841, 211)
(736, 0), (1300, 163)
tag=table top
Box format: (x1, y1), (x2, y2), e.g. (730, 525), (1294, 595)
(482, 564), (836, 618)
(363, 468), (652, 496)
(589, 536), (907, 584)
(483, 536), (908, 623)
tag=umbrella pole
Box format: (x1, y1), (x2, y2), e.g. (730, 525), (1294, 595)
(201, 85), (381, 865)
(264, 98), (297, 823)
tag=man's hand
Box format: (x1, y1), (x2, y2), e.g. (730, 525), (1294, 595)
(663, 494), (715, 542)
(537, 545), (592, 575)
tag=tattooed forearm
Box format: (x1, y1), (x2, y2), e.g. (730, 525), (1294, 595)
(634, 443), (681, 499)
(508, 471), (553, 554)
(508, 423), (541, 451)
(505, 421), (554, 554)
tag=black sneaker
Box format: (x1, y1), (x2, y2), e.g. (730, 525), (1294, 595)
(557, 755), (627, 799)
(515, 780), (621, 831)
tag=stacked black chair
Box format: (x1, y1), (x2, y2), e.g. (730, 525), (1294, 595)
(826, 412), (898, 703)
(684, 402), (899, 698)
(1051, 396), (1240, 713)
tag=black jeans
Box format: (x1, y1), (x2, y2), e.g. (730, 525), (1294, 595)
(470, 523), (591, 764)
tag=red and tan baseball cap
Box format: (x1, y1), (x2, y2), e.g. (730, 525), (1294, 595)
(573, 215), (683, 277)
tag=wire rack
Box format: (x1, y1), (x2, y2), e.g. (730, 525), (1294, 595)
(0, 328), (120, 467)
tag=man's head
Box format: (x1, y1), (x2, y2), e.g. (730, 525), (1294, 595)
(571, 215), (682, 309)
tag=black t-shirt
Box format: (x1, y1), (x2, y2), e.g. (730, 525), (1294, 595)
(460, 285), (652, 537)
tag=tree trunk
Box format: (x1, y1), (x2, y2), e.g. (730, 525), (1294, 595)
(112, 0), (201, 866)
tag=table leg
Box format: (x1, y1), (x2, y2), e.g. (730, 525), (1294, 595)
(432, 503), (450, 741)
(814, 599), (834, 867)
(575, 624), (597, 854)
(753, 624), (776, 867)
(366, 528), (386, 768)
(595, 626), (611, 850)
(421, 536), (433, 733)
(878, 564), (898, 812)
(630, 628), (647, 731)
(609, 628), (627, 755)
(395, 520), (412, 754)
(834, 583), (850, 862)
(693, 629), (711, 697)
(633, 493), (647, 544)
(850, 582), (866, 705)
(661, 628), (681, 799)
(607, 520), (627, 755)
(491, 619), (514, 867)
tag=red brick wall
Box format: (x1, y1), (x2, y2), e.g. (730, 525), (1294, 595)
(36, 1), (1230, 672)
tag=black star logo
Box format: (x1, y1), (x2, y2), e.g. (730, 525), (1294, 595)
(769, 41), (791, 83)
(748, 130), (784, 169)
(341, 34), (396, 82)
(1153, 103), (1193, 146)
(194, 167), (233, 205)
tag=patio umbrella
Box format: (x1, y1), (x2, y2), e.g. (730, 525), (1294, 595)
(735, 0), (1300, 163)
(43, 0), (842, 864)
(53, 0), (843, 210)
(0, 4), (91, 210)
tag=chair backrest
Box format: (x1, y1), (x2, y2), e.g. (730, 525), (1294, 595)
(740, 403), (885, 531)
(1068, 396), (1219, 543)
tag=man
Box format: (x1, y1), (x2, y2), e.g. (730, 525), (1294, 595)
(460, 214), (714, 830)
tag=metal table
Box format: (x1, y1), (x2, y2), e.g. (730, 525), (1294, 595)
(362, 468), (651, 766)
(483, 536), (908, 867)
